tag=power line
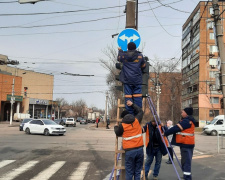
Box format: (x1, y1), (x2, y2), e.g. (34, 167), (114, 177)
(146, 0), (180, 37)
(156, 0), (190, 13)
(0, 15), (125, 29)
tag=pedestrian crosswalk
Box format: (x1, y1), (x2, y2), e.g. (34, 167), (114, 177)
(0, 160), (91, 180)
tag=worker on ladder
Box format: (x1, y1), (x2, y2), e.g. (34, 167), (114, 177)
(114, 100), (144, 180)
(117, 42), (146, 115)
(164, 107), (196, 180)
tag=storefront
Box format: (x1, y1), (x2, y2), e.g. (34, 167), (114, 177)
(29, 98), (51, 119)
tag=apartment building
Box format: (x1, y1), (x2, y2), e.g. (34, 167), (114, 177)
(182, 1), (225, 127)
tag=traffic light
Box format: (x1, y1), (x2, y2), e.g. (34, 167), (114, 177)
(115, 62), (123, 92)
(24, 87), (28, 97)
(142, 56), (149, 97)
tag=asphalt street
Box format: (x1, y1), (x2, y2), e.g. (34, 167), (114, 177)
(0, 122), (225, 180)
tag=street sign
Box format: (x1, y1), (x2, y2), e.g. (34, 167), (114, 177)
(117, 28), (141, 51)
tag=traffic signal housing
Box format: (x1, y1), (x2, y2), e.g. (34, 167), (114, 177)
(115, 62), (123, 92)
(24, 87), (28, 97)
(142, 56), (149, 97)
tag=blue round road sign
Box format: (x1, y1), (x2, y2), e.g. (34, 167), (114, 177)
(117, 28), (141, 51)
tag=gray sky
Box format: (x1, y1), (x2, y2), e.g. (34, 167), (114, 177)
(0, 0), (200, 109)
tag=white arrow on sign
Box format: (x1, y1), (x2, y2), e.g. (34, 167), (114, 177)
(119, 34), (140, 43)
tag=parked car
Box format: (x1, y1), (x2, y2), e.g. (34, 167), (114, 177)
(19, 118), (33, 131)
(76, 117), (82, 122)
(80, 118), (88, 124)
(55, 119), (66, 126)
(23, 119), (66, 136)
(203, 115), (225, 136)
(65, 118), (76, 127)
(59, 119), (66, 126)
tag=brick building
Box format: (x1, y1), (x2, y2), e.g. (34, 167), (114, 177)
(0, 64), (54, 121)
(181, 1), (225, 127)
(144, 72), (182, 124)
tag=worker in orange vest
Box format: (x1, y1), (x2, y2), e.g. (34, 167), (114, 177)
(142, 120), (168, 180)
(164, 107), (195, 180)
(114, 100), (144, 180)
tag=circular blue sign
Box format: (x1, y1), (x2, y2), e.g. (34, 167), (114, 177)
(117, 28), (141, 51)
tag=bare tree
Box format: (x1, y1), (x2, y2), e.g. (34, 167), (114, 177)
(71, 99), (87, 118)
(99, 45), (123, 120)
(55, 97), (68, 118)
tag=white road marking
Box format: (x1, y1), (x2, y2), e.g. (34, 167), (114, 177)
(194, 149), (204, 155)
(31, 161), (66, 180)
(69, 162), (90, 180)
(0, 160), (15, 169)
(0, 161), (38, 180)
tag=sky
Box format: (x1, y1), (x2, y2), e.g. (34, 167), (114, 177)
(0, 0), (201, 109)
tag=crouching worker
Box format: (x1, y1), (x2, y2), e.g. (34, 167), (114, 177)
(164, 107), (195, 180)
(114, 100), (144, 180)
(142, 120), (168, 180)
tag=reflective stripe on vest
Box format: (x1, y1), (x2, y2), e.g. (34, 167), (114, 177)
(176, 120), (195, 145)
(177, 132), (194, 136)
(122, 119), (143, 150)
(123, 133), (142, 140)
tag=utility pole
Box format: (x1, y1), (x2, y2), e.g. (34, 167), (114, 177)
(212, 0), (225, 115)
(126, 0), (137, 29)
(104, 91), (108, 123)
(10, 78), (15, 125)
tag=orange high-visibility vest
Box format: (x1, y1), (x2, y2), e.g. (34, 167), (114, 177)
(122, 118), (143, 150)
(176, 121), (195, 145)
(145, 124), (168, 147)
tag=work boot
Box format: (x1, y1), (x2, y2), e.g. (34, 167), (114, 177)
(166, 160), (172, 164)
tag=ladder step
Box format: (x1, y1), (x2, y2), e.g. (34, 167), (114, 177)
(115, 166), (125, 169)
(115, 150), (125, 153)
(117, 119), (122, 122)
(118, 104), (125, 108)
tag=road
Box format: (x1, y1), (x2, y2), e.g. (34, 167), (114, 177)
(0, 122), (225, 180)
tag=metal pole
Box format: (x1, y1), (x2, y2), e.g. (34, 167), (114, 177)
(218, 131), (220, 153)
(212, 0), (225, 116)
(10, 78), (15, 125)
(126, 0), (136, 29)
(104, 91), (108, 123)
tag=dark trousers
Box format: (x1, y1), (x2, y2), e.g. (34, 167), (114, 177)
(125, 147), (144, 180)
(124, 84), (142, 115)
(96, 123), (98, 128)
(168, 147), (173, 161)
(180, 147), (194, 180)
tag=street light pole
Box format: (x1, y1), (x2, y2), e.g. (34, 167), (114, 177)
(10, 78), (15, 125)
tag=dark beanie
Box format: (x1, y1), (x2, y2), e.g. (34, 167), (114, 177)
(184, 107), (193, 116)
(121, 110), (129, 118)
(127, 42), (136, 50)
(123, 114), (135, 122)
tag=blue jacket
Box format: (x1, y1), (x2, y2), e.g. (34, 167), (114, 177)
(164, 116), (196, 148)
(143, 122), (168, 156)
(117, 49), (146, 85)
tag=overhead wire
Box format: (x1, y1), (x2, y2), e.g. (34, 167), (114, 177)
(146, 0), (181, 37)
(156, 0), (190, 13)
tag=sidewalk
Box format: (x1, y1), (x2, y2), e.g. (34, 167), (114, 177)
(0, 121), (20, 127)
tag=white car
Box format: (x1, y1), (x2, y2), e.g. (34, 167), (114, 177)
(23, 119), (66, 136)
(65, 118), (76, 127)
(203, 115), (225, 136)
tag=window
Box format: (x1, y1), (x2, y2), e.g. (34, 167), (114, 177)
(209, 71), (217, 78)
(30, 120), (38, 124)
(209, 7), (214, 15)
(210, 97), (219, 104)
(37, 120), (44, 125)
(207, 21), (214, 29)
(216, 119), (223, 125)
(209, 33), (215, 40)
(210, 45), (218, 53)
(209, 110), (219, 117)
